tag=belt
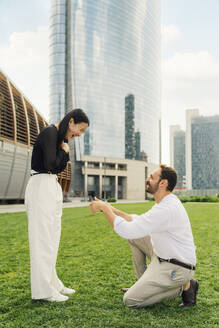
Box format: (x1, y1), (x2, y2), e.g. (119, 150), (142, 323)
(158, 257), (196, 270)
(30, 171), (54, 176)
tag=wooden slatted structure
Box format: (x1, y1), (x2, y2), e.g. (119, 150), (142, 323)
(0, 73), (14, 140)
(12, 89), (28, 145)
(58, 161), (72, 192)
(25, 101), (39, 146)
(0, 70), (71, 195)
(36, 112), (46, 132)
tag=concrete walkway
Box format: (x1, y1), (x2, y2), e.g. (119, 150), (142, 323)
(0, 199), (147, 214)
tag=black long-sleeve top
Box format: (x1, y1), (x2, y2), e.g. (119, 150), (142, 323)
(31, 124), (69, 174)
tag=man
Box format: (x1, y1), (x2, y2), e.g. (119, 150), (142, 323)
(90, 165), (198, 308)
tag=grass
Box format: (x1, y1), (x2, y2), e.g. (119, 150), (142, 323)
(0, 202), (218, 328)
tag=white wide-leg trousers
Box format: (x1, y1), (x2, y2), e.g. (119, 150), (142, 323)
(25, 173), (64, 299)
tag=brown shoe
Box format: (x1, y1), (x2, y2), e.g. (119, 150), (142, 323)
(121, 288), (129, 293)
(179, 279), (199, 307)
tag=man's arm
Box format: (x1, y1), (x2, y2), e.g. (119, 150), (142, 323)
(108, 204), (132, 221)
(90, 198), (171, 240)
(90, 198), (116, 227)
(89, 198), (132, 227)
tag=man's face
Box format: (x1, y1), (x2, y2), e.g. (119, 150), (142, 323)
(146, 168), (162, 195)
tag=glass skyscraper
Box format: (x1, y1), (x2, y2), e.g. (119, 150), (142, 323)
(191, 115), (219, 189)
(173, 131), (186, 187)
(170, 125), (186, 188)
(49, 0), (161, 163)
(171, 111), (219, 191)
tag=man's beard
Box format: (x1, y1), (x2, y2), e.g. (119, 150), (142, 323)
(146, 181), (160, 195)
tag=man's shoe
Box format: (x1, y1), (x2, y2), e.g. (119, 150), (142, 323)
(60, 287), (76, 295)
(44, 292), (69, 302)
(179, 279), (199, 307)
(121, 288), (129, 293)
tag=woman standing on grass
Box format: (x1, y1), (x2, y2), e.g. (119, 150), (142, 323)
(25, 108), (89, 302)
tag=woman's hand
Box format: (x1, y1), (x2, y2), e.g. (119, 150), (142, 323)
(61, 142), (70, 154)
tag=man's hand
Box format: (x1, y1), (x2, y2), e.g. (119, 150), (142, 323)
(89, 197), (107, 213)
(89, 197), (116, 228)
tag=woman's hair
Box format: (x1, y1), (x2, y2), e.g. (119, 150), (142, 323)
(57, 108), (89, 144)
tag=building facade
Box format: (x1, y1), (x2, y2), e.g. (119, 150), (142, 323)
(49, 0), (161, 168)
(191, 115), (219, 189)
(0, 69), (71, 201)
(171, 110), (219, 191)
(81, 155), (158, 201)
(125, 94), (135, 159)
(169, 125), (185, 188)
(185, 109), (199, 190)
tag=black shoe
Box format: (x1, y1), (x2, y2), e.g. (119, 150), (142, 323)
(121, 288), (129, 293)
(179, 279), (199, 307)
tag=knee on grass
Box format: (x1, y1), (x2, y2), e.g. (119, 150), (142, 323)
(123, 293), (147, 308)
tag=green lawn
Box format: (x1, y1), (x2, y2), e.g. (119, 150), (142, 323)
(0, 202), (218, 328)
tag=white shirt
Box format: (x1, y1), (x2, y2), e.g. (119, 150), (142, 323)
(114, 194), (196, 266)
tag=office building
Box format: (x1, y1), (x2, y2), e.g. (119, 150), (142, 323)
(171, 110), (219, 191)
(81, 155), (157, 200)
(135, 131), (141, 161)
(191, 114), (219, 189)
(49, 0), (161, 162)
(170, 125), (185, 188)
(185, 109), (199, 190)
(125, 94), (135, 159)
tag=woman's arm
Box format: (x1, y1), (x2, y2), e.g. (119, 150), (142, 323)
(41, 127), (69, 171)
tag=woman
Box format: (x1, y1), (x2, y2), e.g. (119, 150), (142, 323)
(25, 108), (89, 302)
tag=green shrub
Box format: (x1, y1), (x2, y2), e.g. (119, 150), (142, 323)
(179, 195), (219, 203)
(146, 196), (155, 201)
(107, 197), (117, 202)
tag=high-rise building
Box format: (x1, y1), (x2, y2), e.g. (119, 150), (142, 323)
(185, 109), (199, 190)
(125, 94), (135, 159)
(125, 94), (144, 161)
(49, 0), (161, 163)
(169, 125), (185, 188)
(171, 110), (219, 191)
(191, 114), (219, 189)
(135, 131), (141, 161)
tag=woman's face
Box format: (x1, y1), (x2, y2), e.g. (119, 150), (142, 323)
(65, 118), (88, 140)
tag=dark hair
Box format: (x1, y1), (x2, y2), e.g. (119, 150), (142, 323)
(160, 164), (177, 192)
(58, 108), (89, 144)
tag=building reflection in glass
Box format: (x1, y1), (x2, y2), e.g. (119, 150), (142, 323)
(50, 0), (161, 163)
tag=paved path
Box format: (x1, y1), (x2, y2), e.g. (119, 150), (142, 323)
(0, 199), (147, 214)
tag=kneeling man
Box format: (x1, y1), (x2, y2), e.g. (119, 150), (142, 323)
(90, 165), (198, 308)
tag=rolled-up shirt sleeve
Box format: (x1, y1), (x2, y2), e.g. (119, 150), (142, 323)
(114, 205), (171, 239)
(131, 214), (139, 221)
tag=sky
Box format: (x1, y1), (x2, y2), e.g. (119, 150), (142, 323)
(0, 0), (219, 164)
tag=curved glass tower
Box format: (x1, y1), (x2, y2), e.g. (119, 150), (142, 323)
(50, 0), (161, 163)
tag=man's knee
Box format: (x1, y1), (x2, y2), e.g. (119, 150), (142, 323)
(123, 292), (160, 308)
(123, 292), (138, 308)
(128, 239), (135, 247)
(123, 292), (147, 308)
